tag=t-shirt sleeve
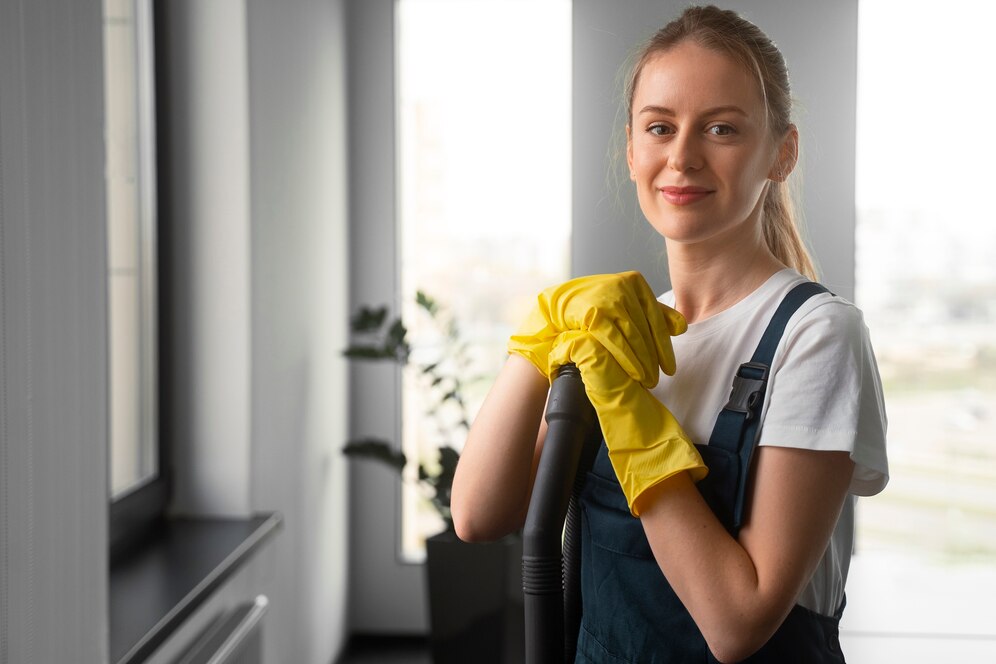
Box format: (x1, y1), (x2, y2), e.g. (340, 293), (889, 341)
(758, 299), (890, 496)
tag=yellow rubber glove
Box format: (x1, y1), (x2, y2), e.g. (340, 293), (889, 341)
(508, 272), (706, 516)
(550, 332), (707, 515)
(508, 271), (686, 386)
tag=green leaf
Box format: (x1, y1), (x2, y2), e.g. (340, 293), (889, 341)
(437, 446), (460, 484)
(344, 290), (472, 532)
(350, 306), (388, 333)
(416, 290), (439, 317)
(386, 320), (411, 362)
(387, 318), (407, 340)
(343, 439), (407, 472)
(342, 346), (395, 360)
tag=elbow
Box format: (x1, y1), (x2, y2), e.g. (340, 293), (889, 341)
(702, 617), (780, 664)
(450, 477), (489, 543)
(453, 516), (488, 544)
(707, 641), (759, 664)
(450, 486), (495, 543)
(450, 488), (524, 544)
(451, 506), (508, 544)
(451, 503), (485, 543)
(451, 468), (526, 543)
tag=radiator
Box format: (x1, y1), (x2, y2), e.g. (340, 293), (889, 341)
(172, 595), (269, 664)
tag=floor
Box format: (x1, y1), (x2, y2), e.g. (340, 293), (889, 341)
(335, 635), (433, 664)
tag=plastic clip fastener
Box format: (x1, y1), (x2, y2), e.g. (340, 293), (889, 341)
(724, 362), (769, 420)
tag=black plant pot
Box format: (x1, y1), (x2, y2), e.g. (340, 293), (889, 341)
(425, 529), (524, 664)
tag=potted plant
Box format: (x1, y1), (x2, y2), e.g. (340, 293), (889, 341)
(343, 293), (523, 664)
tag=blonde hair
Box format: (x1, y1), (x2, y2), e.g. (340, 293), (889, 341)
(626, 5), (817, 281)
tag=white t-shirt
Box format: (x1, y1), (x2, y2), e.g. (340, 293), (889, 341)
(653, 268), (889, 616)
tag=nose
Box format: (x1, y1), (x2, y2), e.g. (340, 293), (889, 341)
(667, 132), (703, 173)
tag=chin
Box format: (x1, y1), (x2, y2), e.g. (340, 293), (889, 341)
(647, 217), (711, 244)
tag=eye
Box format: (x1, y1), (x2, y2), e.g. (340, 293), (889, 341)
(647, 123), (674, 137)
(707, 123), (736, 137)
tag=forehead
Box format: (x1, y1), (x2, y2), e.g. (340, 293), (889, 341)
(634, 41), (764, 114)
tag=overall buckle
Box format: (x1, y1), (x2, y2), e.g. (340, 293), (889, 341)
(724, 362), (769, 420)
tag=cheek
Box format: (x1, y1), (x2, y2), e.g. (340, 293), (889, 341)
(634, 158), (664, 193)
(735, 168), (767, 202)
(631, 148), (650, 176)
(733, 150), (775, 202)
(631, 139), (660, 175)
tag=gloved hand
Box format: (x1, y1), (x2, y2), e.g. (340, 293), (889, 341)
(551, 332), (707, 515)
(507, 271), (686, 386)
(508, 272), (707, 516)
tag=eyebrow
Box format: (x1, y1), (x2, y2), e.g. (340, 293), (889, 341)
(638, 104), (749, 118)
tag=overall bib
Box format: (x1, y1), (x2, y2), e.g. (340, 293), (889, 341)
(574, 282), (847, 663)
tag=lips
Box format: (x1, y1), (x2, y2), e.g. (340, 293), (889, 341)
(659, 186), (714, 206)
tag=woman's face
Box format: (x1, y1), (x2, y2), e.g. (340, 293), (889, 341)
(626, 40), (794, 248)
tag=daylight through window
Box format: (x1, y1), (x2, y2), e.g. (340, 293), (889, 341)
(396, 0), (572, 559)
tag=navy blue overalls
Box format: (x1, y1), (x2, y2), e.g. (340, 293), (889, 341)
(574, 282), (847, 663)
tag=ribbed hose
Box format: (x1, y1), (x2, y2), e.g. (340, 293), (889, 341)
(523, 364), (597, 664)
(561, 420), (600, 663)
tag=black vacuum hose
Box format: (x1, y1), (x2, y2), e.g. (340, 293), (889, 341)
(522, 364), (599, 664)
(561, 414), (600, 663)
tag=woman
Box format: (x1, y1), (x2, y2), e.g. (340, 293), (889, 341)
(451, 5), (888, 662)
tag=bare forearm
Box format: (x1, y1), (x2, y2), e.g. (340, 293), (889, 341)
(451, 355), (549, 542)
(639, 448), (853, 662)
(639, 474), (777, 662)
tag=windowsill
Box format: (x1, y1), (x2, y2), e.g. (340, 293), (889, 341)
(108, 512), (282, 664)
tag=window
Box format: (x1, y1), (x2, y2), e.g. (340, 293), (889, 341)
(104, 0), (167, 557)
(852, 0), (996, 653)
(396, 0), (572, 559)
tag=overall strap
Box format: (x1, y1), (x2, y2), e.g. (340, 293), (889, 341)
(750, 281), (831, 368)
(706, 281), (830, 531)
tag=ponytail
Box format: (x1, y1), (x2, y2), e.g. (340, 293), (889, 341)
(763, 181), (817, 281)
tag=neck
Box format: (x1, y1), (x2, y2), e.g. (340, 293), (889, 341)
(667, 232), (785, 325)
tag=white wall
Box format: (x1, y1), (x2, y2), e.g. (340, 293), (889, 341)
(164, 0), (254, 518)
(0, 0), (109, 661)
(246, 0), (351, 660)
(345, 0), (427, 635)
(161, 0), (351, 661)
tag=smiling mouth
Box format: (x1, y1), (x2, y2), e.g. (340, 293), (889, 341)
(659, 186), (714, 206)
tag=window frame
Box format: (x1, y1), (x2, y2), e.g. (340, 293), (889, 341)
(108, 0), (171, 563)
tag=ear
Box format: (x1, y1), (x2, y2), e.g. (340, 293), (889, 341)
(769, 124), (799, 182)
(626, 124), (636, 181)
